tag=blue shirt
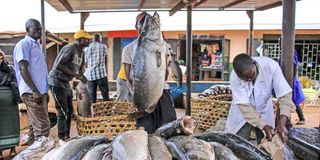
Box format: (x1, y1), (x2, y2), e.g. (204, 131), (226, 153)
(13, 36), (48, 96)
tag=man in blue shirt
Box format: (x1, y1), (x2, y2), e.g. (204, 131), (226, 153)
(13, 19), (50, 145)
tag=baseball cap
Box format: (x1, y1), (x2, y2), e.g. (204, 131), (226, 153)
(74, 30), (92, 40)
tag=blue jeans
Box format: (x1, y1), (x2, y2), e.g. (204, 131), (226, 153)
(88, 77), (109, 103)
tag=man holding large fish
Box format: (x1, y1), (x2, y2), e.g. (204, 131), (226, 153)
(121, 12), (177, 133)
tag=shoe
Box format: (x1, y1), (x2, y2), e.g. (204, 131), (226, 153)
(296, 120), (305, 125)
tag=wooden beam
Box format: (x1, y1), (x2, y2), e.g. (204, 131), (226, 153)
(41, 0), (46, 56)
(219, 0), (246, 10)
(138, 0), (147, 10)
(281, 0), (296, 88)
(58, 0), (73, 13)
(80, 12), (90, 30)
(193, 0), (207, 8)
(247, 10), (254, 56)
(185, 5), (192, 116)
(46, 42), (56, 49)
(256, 1), (282, 11)
(169, 0), (198, 16)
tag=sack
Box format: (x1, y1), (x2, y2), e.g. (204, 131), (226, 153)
(0, 60), (21, 103)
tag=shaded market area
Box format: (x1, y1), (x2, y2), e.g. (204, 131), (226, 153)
(0, 0), (319, 160)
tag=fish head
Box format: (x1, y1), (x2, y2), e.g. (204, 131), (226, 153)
(140, 12), (162, 41)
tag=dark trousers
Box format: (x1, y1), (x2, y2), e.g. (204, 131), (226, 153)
(49, 85), (73, 138)
(237, 123), (265, 144)
(88, 77), (109, 103)
(296, 105), (305, 121)
(137, 89), (177, 134)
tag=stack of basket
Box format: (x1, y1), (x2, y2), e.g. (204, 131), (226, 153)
(76, 101), (136, 139)
(191, 85), (232, 130)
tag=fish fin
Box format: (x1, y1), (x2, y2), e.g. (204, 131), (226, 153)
(156, 51), (161, 68)
(126, 112), (145, 120)
(153, 11), (160, 19)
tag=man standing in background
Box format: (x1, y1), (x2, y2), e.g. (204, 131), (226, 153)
(85, 33), (109, 103)
(13, 19), (50, 144)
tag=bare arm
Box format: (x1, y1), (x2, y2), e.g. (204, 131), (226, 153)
(124, 63), (133, 94)
(57, 57), (86, 82)
(19, 60), (42, 103)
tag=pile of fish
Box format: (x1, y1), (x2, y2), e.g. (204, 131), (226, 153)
(198, 85), (232, 98)
(13, 116), (275, 160)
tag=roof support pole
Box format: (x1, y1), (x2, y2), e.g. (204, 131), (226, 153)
(247, 10), (254, 56)
(281, 0), (296, 87)
(41, 0), (46, 57)
(80, 12), (90, 30)
(247, 10), (253, 56)
(185, 5), (192, 116)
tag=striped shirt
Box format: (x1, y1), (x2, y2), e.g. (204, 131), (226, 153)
(85, 42), (108, 81)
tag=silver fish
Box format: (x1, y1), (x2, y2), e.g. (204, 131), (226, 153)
(132, 12), (167, 114)
(47, 136), (108, 160)
(209, 142), (239, 160)
(148, 135), (172, 160)
(167, 43), (182, 87)
(166, 136), (215, 160)
(41, 140), (66, 160)
(76, 81), (92, 117)
(13, 136), (55, 160)
(82, 144), (111, 160)
(112, 130), (151, 160)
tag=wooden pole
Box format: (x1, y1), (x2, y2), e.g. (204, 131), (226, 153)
(80, 12), (90, 30)
(281, 0), (296, 87)
(247, 10), (254, 56)
(41, 0), (46, 56)
(185, 5), (192, 116)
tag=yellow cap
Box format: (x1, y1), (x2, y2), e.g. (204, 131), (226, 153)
(73, 30), (92, 40)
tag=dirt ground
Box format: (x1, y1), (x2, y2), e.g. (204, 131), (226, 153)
(1, 105), (319, 159)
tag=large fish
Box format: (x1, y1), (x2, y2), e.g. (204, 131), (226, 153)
(46, 136), (108, 160)
(167, 43), (183, 87)
(12, 136), (55, 160)
(82, 144), (111, 160)
(41, 140), (66, 160)
(154, 116), (197, 139)
(166, 135), (215, 160)
(131, 12), (167, 115)
(148, 135), (172, 160)
(259, 134), (296, 160)
(194, 131), (272, 160)
(112, 130), (151, 160)
(209, 142), (239, 160)
(76, 81), (92, 117)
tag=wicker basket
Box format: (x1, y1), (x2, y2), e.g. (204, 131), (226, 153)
(76, 101), (136, 139)
(191, 94), (232, 130)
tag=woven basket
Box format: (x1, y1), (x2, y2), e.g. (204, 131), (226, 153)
(76, 101), (136, 139)
(191, 94), (232, 130)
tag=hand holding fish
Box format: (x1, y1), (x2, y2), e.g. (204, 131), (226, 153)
(77, 75), (87, 83)
(263, 125), (274, 141)
(274, 115), (288, 143)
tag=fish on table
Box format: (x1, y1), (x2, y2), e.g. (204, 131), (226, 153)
(166, 135), (215, 160)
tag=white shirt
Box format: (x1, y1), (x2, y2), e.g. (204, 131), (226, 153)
(225, 57), (292, 134)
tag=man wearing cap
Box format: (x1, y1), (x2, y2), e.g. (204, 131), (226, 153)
(13, 19), (50, 145)
(48, 30), (91, 140)
(121, 12), (177, 133)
